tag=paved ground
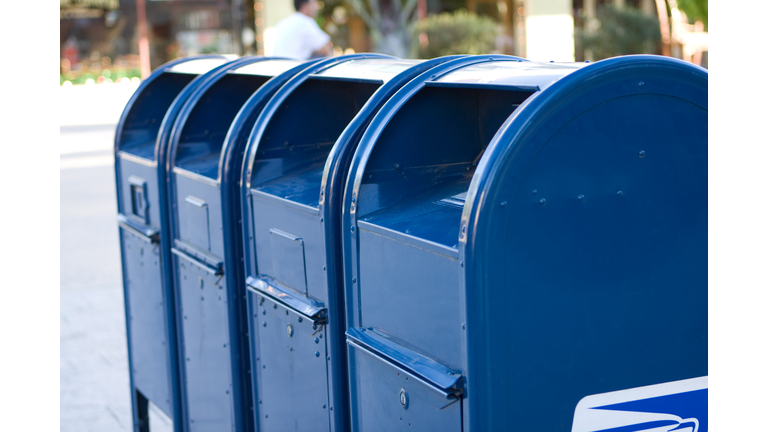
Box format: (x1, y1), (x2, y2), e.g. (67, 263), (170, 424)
(60, 84), (173, 431)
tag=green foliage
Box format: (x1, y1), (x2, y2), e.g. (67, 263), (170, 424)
(577, 5), (661, 60)
(676, 0), (707, 30)
(60, 68), (141, 85)
(415, 10), (497, 59)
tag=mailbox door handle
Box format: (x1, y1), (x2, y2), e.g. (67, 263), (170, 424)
(346, 327), (462, 396)
(185, 195), (207, 208)
(171, 240), (223, 275)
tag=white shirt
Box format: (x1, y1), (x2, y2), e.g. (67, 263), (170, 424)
(270, 12), (331, 60)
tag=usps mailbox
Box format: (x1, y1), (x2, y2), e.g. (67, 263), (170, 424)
(115, 55), (231, 431)
(240, 54), (472, 432)
(165, 56), (316, 432)
(342, 55), (708, 431)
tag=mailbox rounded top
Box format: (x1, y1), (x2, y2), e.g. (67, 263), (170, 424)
(167, 56), (312, 180)
(312, 58), (424, 83)
(434, 60), (585, 90)
(458, 55), (707, 431)
(242, 53), (398, 190)
(166, 56), (237, 74)
(115, 55), (231, 161)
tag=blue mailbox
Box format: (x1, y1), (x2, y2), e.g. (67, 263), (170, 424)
(165, 56), (316, 432)
(342, 55), (708, 431)
(115, 55), (233, 431)
(240, 54), (473, 432)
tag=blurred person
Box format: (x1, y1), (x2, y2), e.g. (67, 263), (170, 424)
(271, 0), (332, 60)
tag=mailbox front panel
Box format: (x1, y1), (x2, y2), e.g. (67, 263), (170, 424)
(250, 194), (324, 301)
(348, 342), (462, 432)
(248, 289), (331, 432)
(357, 228), (461, 369)
(175, 175), (223, 258)
(174, 254), (234, 431)
(121, 229), (172, 415)
(118, 159), (161, 231)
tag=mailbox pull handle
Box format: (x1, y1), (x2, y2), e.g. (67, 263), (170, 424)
(269, 228), (302, 242)
(185, 196), (207, 208)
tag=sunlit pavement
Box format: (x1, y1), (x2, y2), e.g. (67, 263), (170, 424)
(60, 83), (172, 431)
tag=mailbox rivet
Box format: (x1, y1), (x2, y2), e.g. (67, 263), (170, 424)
(639, 150), (646, 158)
(315, 337), (320, 343)
(500, 201), (507, 207)
(287, 324), (294, 337)
(320, 218), (324, 223)
(263, 322), (267, 327)
(315, 351), (320, 357)
(322, 404), (327, 409)
(351, 226), (356, 232)
(394, 163), (401, 170)
(262, 309), (266, 315)
(352, 278), (357, 283)
(616, 190), (624, 196)
(461, 225), (466, 233)
(265, 414), (268, 418)
(313, 324), (318, 330)
(327, 356), (331, 361)
(263, 365), (266, 368)
(577, 194), (585, 201)
(298, 316), (303, 323)
(532, 189), (538, 195)
(320, 190), (324, 196)
(638, 81), (645, 89)
(351, 197), (356, 203)
(405, 229), (412, 234)
(539, 198), (546, 205)
(460, 261), (464, 267)
(323, 265), (326, 271)
(462, 323), (466, 330)
(273, 304), (278, 309)
(223, 344), (227, 347)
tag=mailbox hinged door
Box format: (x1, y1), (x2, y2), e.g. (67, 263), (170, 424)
(248, 277), (331, 432)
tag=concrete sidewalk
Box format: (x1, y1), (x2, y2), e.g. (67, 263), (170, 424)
(60, 81), (140, 127)
(60, 112), (172, 430)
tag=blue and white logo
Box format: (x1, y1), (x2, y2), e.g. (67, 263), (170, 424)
(572, 377), (707, 432)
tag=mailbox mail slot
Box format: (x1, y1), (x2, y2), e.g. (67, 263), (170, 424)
(166, 57), (312, 432)
(342, 56), (708, 431)
(115, 55), (230, 431)
(240, 54), (472, 432)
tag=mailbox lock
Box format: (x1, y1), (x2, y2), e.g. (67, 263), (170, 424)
(399, 389), (409, 409)
(286, 324), (294, 337)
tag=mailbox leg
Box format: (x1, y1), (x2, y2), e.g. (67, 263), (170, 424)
(133, 389), (150, 432)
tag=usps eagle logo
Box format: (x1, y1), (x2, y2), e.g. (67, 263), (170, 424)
(571, 377), (708, 432)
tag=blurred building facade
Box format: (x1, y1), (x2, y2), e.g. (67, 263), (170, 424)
(60, 0), (704, 83)
(60, 0), (257, 82)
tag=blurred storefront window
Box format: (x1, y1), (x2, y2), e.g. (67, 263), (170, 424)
(60, 0), (256, 85)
